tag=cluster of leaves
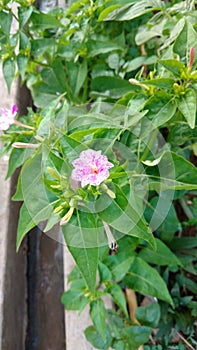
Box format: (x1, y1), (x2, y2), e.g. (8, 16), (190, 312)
(0, 0), (197, 349)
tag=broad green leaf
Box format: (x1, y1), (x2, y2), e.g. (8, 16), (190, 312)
(169, 237), (197, 251)
(31, 38), (56, 56)
(30, 11), (64, 29)
(29, 59), (67, 107)
(159, 18), (185, 52)
(109, 284), (129, 317)
(144, 92), (176, 127)
(61, 289), (88, 311)
(135, 22), (165, 45)
(96, 184), (155, 249)
(159, 59), (186, 77)
(18, 6), (33, 28)
(12, 173), (23, 201)
(3, 58), (16, 93)
(62, 209), (99, 294)
(123, 257), (173, 305)
(0, 11), (12, 35)
(98, 262), (112, 283)
(19, 152), (57, 227)
(16, 203), (36, 251)
(135, 302), (161, 328)
(113, 340), (129, 350)
(17, 54), (28, 81)
(98, 5), (122, 21)
(145, 197), (181, 241)
(125, 55), (157, 72)
(104, 253), (135, 282)
(177, 88), (196, 129)
(173, 20), (197, 66)
(67, 60), (87, 97)
(19, 32), (31, 50)
(6, 141), (34, 179)
(91, 76), (137, 99)
(145, 151), (197, 191)
(142, 78), (175, 89)
(119, 325), (151, 347)
(59, 134), (86, 163)
(102, 0), (164, 21)
(138, 238), (181, 266)
(85, 325), (112, 350)
(87, 40), (123, 57)
(90, 299), (107, 341)
(177, 275), (197, 294)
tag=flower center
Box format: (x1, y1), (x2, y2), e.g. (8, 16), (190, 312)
(90, 165), (99, 174)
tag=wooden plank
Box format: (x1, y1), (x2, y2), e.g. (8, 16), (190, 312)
(1, 169), (28, 350)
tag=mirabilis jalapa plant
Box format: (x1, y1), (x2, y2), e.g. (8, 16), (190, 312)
(1, 0), (197, 348)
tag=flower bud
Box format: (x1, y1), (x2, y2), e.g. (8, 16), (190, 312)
(60, 207), (74, 226)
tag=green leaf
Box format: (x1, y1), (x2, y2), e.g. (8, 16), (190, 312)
(145, 151), (197, 191)
(17, 54), (28, 81)
(6, 148), (26, 179)
(62, 209), (99, 294)
(98, 5), (122, 21)
(18, 152), (57, 228)
(96, 184), (155, 249)
(119, 325), (151, 348)
(173, 19), (197, 66)
(159, 59), (186, 77)
(87, 40), (123, 57)
(19, 31), (31, 50)
(61, 289), (88, 311)
(0, 11), (12, 35)
(85, 325), (112, 350)
(169, 237), (197, 251)
(135, 23), (165, 45)
(145, 197), (181, 241)
(104, 252), (135, 282)
(90, 299), (107, 341)
(12, 173), (23, 201)
(123, 257), (173, 305)
(3, 58), (16, 93)
(30, 11), (64, 29)
(67, 59), (87, 96)
(59, 134), (86, 162)
(102, 0), (164, 21)
(91, 76), (136, 99)
(144, 92), (177, 127)
(135, 302), (161, 328)
(29, 59), (67, 107)
(31, 38), (56, 56)
(177, 88), (196, 129)
(98, 262), (112, 283)
(138, 238), (181, 266)
(16, 203), (36, 251)
(142, 78), (175, 89)
(109, 284), (129, 317)
(18, 6), (33, 28)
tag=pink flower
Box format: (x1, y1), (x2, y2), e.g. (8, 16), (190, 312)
(71, 149), (114, 187)
(0, 104), (18, 131)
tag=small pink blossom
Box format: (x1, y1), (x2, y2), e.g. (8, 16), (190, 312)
(71, 149), (113, 187)
(0, 104), (18, 131)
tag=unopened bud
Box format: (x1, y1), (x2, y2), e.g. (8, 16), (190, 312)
(47, 167), (60, 180)
(53, 205), (63, 214)
(189, 47), (195, 70)
(129, 78), (149, 91)
(60, 207), (74, 226)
